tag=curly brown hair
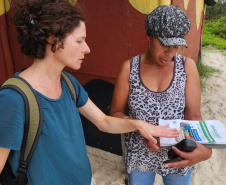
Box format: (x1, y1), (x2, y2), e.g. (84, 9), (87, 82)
(12, 0), (85, 59)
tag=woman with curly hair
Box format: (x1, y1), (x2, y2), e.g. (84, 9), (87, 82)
(0, 0), (179, 184)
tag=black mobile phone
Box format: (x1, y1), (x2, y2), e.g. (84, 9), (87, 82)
(163, 139), (197, 163)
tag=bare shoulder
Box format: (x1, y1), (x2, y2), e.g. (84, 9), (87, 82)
(117, 54), (143, 81)
(184, 57), (198, 74)
(122, 55), (137, 71)
(116, 59), (131, 80)
(121, 59), (130, 70)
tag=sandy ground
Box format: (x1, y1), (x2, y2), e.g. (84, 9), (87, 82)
(87, 47), (226, 185)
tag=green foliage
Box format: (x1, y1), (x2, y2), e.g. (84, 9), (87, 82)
(205, 0), (226, 20)
(204, 16), (226, 39)
(202, 16), (226, 49)
(202, 32), (226, 49)
(196, 60), (221, 90)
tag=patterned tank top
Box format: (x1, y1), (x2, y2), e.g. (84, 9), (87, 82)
(122, 54), (195, 176)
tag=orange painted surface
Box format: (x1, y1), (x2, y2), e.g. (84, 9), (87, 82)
(73, 0), (149, 85)
(0, 6), (14, 84)
(1, 0), (205, 85)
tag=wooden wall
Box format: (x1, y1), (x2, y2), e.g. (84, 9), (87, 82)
(0, 0), (206, 85)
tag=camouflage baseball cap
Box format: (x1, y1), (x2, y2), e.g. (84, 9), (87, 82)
(145, 5), (191, 48)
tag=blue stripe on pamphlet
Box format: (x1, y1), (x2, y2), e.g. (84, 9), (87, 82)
(192, 129), (202, 141)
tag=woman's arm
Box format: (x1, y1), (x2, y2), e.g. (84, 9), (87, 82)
(184, 58), (202, 120)
(0, 148), (10, 173)
(79, 60), (179, 143)
(109, 60), (130, 119)
(164, 58), (212, 168)
(108, 59), (178, 149)
(79, 60), (179, 144)
(78, 99), (179, 144)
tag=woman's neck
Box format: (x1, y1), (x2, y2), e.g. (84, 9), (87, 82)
(19, 58), (63, 92)
(144, 50), (158, 66)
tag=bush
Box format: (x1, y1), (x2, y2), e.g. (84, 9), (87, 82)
(202, 32), (226, 49)
(202, 16), (226, 49)
(204, 16), (226, 39)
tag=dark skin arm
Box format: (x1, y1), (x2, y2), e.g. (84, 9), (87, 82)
(110, 60), (130, 119)
(163, 58), (212, 167)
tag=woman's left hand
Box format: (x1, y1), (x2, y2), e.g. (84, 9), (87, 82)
(144, 139), (163, 151)
(164, 133), (212, 168)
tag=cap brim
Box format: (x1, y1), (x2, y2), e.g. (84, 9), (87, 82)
(158, 37), (188, 48)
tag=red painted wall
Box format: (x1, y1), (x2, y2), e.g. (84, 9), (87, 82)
(0, 0), (205, 85)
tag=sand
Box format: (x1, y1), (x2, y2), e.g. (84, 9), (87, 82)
(87, 47), (226, 185)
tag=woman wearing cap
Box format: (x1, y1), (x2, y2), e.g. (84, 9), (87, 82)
(110, 5), (212, 185)
(0, 1), (181, 185)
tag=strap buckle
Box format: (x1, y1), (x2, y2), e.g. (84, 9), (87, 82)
(17, 163), (27, 178)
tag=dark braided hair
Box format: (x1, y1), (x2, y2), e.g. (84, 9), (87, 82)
(12, 0), (85, 59)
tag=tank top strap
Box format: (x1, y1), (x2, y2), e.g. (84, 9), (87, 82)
(174, 54), (186, 74)
(129, 55), (140, 82)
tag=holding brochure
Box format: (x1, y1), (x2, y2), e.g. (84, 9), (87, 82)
(159, 119), (226, 148)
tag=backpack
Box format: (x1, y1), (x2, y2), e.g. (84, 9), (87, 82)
(0, 71), (76, 185)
